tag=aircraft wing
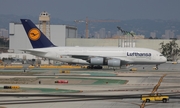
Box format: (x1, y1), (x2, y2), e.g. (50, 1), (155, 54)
(64, 53), (134, 65)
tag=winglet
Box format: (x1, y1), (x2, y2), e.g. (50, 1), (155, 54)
(20, 19), (56, 48)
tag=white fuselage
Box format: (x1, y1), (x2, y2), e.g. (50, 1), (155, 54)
(26, 47), (167, 66)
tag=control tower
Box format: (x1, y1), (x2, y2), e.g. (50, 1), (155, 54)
(39, 11), (51, 40)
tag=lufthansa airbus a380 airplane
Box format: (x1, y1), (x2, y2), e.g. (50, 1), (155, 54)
(20, 19), (167, 70)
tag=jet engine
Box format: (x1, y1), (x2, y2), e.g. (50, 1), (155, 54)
(87, 57), (121, 67)
(107, 59), (121, 67)
(87, 57), (105, 65)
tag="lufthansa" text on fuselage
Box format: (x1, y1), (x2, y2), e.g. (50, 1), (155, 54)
(127, 52), (151, 56)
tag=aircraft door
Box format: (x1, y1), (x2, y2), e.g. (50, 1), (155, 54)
(151, 53), (155, 61)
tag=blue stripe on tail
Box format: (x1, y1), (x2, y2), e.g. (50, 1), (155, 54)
(20, 19), (56, 48)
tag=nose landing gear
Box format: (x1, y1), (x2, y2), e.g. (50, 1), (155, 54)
(155, 64), (159, 70)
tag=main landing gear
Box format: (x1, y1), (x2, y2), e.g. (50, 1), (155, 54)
(87, 65), (102, 69)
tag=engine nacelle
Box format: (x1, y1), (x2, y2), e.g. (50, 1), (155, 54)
(88, 57), (105, 65)
(87, 57), (121, 67)
(108, 59), (121, 67)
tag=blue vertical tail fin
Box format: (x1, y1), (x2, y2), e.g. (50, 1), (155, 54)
(20, 19), (56, 48)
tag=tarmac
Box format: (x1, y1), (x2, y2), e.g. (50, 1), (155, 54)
(0, 63), (180, 108)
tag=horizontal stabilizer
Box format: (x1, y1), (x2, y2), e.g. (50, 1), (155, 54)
(20, 49), (47, 54)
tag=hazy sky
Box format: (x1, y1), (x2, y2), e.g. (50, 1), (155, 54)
(0, 0), (180, 21)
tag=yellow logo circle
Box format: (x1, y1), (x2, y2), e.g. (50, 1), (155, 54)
(28, 28), (41, 41)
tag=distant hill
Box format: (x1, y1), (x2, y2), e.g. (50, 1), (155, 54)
(0, 14), (180, 38)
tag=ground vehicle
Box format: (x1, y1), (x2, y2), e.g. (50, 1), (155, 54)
(55, 80), (68, 83)
(141, 93), (169, 103)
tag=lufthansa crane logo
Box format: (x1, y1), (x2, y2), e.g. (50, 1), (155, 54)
(28, 28), (41, 41)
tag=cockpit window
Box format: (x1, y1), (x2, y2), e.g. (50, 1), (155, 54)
(160, 54), (163, 56)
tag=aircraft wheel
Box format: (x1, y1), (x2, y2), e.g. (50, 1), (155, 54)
(87, 66), (90, 69)
(94, 66), (102, 69)
(162, 99), (167, 103)
(146, 99), (150, 102)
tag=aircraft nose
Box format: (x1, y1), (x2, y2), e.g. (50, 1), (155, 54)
(162, 56), (167, 62)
